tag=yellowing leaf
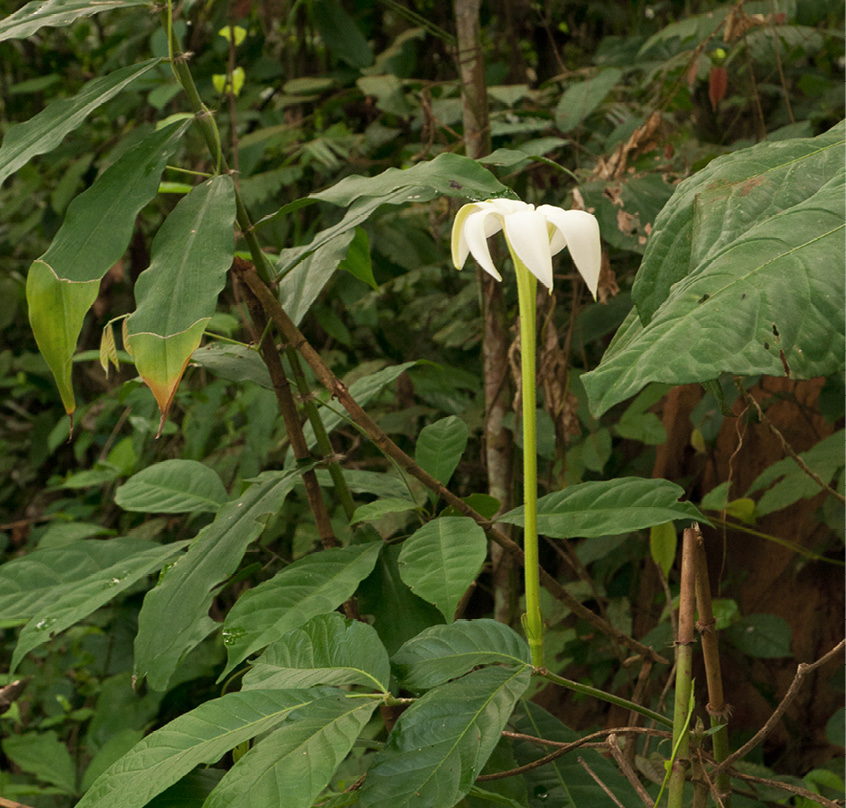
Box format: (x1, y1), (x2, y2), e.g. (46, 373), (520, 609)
(218, 25), (246, 45)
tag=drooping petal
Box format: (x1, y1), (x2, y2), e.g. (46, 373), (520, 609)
(538, 206), (601, 299)
(462, 207), (506, 281)
(503, 208), (554, 289)
(451, 202), (482, 270)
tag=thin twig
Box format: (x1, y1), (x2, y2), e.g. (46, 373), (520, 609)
(607, 733), (655, 807)
(712, 639), (846, 776)
(734, 380), (845, 504)
(578, 756), (626, 808)
(0, 798), (37, 808)
(727, 768), (841, 808)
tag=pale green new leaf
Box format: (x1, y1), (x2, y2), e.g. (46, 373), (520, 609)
(398, 517), (486, 623)
(26, 119), (187, 413)
(415, 415), (468, 489)
(242, 612), (390, 692)
(126, 175), (236, 420)
(0, 538), (163, 623)
(0, 0), (151, 41)
(360, 666), (531, 808)
(649, 522), (676, 579)
(115, 459), (229, 514)
(391, 619), (530, 692)
(11, 540), (188, 673)
(134, 469), (303, 691)
(76, 690), (318, 808)
(221, 542), (383, 677)
(0, 59), (163, 187)
(203, 695), (377, 808)
(497, 478), (708, 538)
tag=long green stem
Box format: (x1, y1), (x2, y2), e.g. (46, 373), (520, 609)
(512, 255), (543, 668)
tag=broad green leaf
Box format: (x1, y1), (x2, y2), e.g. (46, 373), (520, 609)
(191, 343), (273, 389)
(146, 770), (224, 808)
(497, 478), (708, 538)
(277, 228), (355, 326)
(242, 612), (390, 692)
(75, 690), (318, 808)
(649, 522), (676, 578)
(415, 416), (468, 490)
(275, 153), (514, 275)
(204, 694), (377, 808)
(309, 0), (373, 68)
(356, 544), (445, 656)
(725, 614), (792, 658)
(26, 120), (187, 413)
(633, 121), (845, 324)
(10, 540), (187, 673)
(134, 469), (303, 691)
(126, 175), (236, 422)
(0, 0), (150, 41)
(350, 497), (418, 525)
(746, 429), (844, 516)
(0, 59), (163, 187)
(398, 517), (486, 623)
(2, 731), (76, 794)
(825, 707), (845, 747)
(115, 459), (228, 514)
(221, 542), (383, 678)
(314, 469), (409, 501)
(391, 619), (530, 692)
(584, 167), (845, 415)
(511, 701), (642, 808)
(360, 665), (531, 808)
(0, 538), (163, 623)
(554, 68), (622, 134)
(338, 227), (378, 290)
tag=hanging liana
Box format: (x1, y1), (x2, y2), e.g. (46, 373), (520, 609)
(451, 199), (602, 667)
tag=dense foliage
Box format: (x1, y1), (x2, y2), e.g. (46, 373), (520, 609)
(0, 1), (843, 806)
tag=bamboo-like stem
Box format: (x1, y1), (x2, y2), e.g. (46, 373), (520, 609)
(693, 529), (732, 805)
(668, 525), (698, 808)
(513, 259), (542, 666)
(235, 261), (670, 665)
(285, 346), (356, 521)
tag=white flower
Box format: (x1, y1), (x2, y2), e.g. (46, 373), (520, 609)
(450, 198), (601, 298)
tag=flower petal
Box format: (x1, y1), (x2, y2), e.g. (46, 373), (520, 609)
(503, 208), (554, 289)
(462, 207), (506, 281)
(451, 203), (481, 269)
(538, 206), (601, 299)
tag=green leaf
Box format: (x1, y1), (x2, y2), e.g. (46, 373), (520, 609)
(115, 459), (228, 514)
(278, 229), (355, 326)
(315, 469), (409, 501)
(554, 68), (622, 133)
(825, 707), (845, 747)
(746, 429), (844, 516)
(0, 0), (151, 41)
(398, 517), (487, 623)
(220, 542), (383, 678)
(11, 540), (187, 673)
(497, 478), (708, 538)
(649, 522), (676, 578)
(725, 614), (792, 658)
(585, 124), (846, 417)
(391, 619), (530, 692)
(360, 666), (531, 808)
(309, 0), (373, 68)
(242, 612), (390, 692)
(126, 175), (236, 421)
(415, 415), (468, 490)
(0, 59), (163, 188)
(339, 226), (378, 290)
(0, 538), (165, 622)
(146, 770), (224, 808)
(75, 690), (318, 808)
(191, 343), (273, 389)
(356, 544), (445, 656)
(204, 694), (377, 808)
(2, 731), (76, 794)
(26, 120), (187, 413)
(511, 701), (643, 807)
(350, 497), (418, 525)
(276, 153), (514, 275)
(134, 469), (303, 691)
